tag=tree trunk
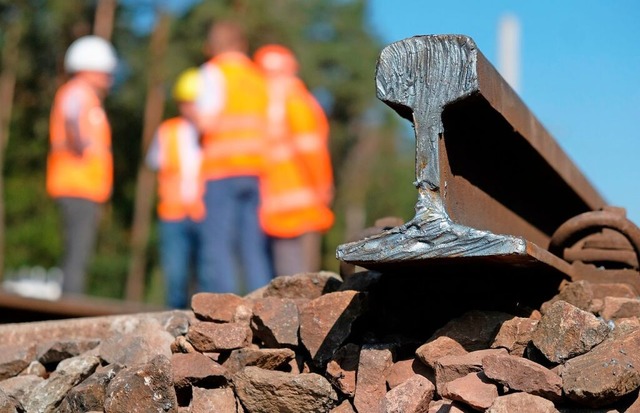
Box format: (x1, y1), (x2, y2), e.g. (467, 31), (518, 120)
(93, 0), (117, 40)
(125, 12), (171, 301)
(339, 120), (383, 241)
(0, 11), (24, 280)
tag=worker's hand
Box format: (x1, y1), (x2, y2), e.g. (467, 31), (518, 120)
(67, 138), (88, 157)
(64, 119), (88, 157)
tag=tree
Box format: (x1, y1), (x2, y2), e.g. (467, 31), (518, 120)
(93, 0), (116, 40)
(0, 4), (24, 280)
(125, 11), (170, 301)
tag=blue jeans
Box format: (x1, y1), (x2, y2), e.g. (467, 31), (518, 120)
(159, 218), (201, 308)
(199, 176), (272, 294)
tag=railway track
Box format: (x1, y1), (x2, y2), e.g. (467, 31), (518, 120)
(0, 291), (165, 323)
(337, 35), (640, 307)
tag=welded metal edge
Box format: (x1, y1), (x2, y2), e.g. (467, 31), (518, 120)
(336, 199), (527, 263)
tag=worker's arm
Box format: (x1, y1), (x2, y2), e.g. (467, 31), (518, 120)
(195, 63), (226, 133)
(61, 90), (89, 156)
(145, 131), (162, 171)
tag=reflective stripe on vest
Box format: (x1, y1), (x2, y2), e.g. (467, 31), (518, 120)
(155, 117), (205, 221)
(46, 78), (112, 203)
(261, 187), (318, 213)
(294, 132), (325, 152)
(203, 137), (264, 160)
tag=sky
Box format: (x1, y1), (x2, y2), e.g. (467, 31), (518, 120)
(366, 0), (640, 226)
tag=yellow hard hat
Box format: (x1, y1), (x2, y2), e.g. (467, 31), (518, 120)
(172, 68), (201, 102)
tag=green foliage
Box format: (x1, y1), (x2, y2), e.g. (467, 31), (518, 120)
(4, 173), (61, 269)
(1, 0), (417, 298)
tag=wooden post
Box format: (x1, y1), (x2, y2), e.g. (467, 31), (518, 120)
(125, 12), (170, 301)
(0, 10), (24, 280)
(339, 120), (382, 241)
(93, 0), (117, 40)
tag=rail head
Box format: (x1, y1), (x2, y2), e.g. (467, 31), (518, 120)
(337, 34), (603, 277)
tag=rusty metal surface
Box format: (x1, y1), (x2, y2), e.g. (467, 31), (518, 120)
(549, 208), (640, 264)
(0, 291), (166, 323)
(336, 35), (605, 278)
(0, 309), (187, 347)
(549, 207), (640, 293)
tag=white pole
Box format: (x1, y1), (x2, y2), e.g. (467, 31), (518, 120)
(498, 13), (521, 93)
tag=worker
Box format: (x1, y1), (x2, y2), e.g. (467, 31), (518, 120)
(195, 21), (272, 294)
(254, 44), (335, 276)
(46, 35), (117, 295)
(145, 68), (205, 309)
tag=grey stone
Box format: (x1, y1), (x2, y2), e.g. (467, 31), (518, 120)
(104, 355), (177, 413)
(22, 355), (100, 413)
(233, 366), (338, 413)
(299, 290), (366, 367)
(532, 300), (610, 363)
(562, 328), (640, 408)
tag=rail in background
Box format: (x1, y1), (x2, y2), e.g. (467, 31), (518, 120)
(0, 291), (166, 323)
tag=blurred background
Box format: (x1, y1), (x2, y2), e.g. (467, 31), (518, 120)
(0, 0), (637, 305)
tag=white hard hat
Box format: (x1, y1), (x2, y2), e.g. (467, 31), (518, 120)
(64, 35), (118, 74)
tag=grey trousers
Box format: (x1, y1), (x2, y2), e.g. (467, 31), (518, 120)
(57, 197), (100, 294)
(271, 231), (322, 277)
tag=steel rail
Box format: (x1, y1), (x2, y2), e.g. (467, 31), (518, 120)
(0, 309), (186, 347)
(0, 291), (166, 323)
(337, 35), (606, 279)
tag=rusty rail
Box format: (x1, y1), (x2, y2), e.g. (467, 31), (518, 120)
(0, 291), (166, 323)
(549, 207), (640, 293)
(337, 35), (608, 281)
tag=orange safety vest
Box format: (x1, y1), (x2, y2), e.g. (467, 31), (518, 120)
(259, 76), (334, 238)
(289, 79), (334, 204)
(200, 52), (268, 180)
(47, 77), (112, 203)
(153, 117), (205, 222)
